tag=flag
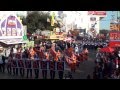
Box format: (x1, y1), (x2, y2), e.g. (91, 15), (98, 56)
(65, 47), (73, 57)
(49, 48), (56, 58)
(51, 12), (55, 26)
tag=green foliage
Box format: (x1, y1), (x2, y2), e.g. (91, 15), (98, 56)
(22, 11), (61, 34)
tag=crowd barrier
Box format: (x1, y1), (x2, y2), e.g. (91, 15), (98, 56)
(7, 59), (65, 71)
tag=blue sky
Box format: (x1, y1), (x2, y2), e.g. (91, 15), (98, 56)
(100, 11), (118, 30)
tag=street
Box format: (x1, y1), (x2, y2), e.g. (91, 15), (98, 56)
(0, 49), (96, 79)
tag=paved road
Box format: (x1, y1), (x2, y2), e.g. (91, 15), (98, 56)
(0, 49), (96, 79)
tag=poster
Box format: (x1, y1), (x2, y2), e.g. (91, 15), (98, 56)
(25, 60), (32, 69)
(0, 14), (23, 39)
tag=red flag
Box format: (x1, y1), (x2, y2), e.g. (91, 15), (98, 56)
(49, 48), (56, 58)
(65, 48), (73, 57)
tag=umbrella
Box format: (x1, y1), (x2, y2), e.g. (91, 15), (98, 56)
(100, 47), (114, 53)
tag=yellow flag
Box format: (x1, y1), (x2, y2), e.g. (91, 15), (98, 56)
(51, 12), (55, 26)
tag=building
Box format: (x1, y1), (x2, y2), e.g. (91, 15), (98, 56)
(0, 11), (27, 20)
(62, 11), (106, 35)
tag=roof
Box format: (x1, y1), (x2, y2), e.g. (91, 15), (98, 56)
(0, 39), (26, 45)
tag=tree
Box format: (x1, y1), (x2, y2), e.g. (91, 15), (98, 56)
(24, 11), (61, 34)
(99, 29), (109, 36)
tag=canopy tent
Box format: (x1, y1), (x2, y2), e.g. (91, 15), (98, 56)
(0, 39), (26, 45)
(109, 41), (120, 47)
(100, 47), (114, 53)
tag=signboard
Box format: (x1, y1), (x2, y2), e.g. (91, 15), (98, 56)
(109, 32), (120, 40)
(110, 23), (120, 31)
(0, 14), (23, 39)
(88, 11), (106, 16)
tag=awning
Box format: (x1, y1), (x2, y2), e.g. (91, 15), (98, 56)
(0, 39), (26, 45)
(100, 47), (114, 53)
(109, 41), (120, 47)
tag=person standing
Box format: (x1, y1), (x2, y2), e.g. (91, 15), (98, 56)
(41, 58), (48, 79)
(33, 53), (39, 79)
(26, 59), (32, 78)
(1, 55), (6, 73)
(58, 58), (64, 79)
(0, 55), (3, 72)
(49, 59), (56, 79)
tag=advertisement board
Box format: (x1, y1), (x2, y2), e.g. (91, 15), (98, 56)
(0, 14), (23, 39)
(109, 32), (120, 40)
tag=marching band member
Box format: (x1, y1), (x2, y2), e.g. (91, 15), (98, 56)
(71, 53), (77, 72)
(7, 54), (13, 75)
(29, 47), (36, 60)
(42, 58), (48, 79)
(58, 55), (64, 79)
(26, 47), (34, 78)
(34, 53), (39, 79)
(56, 50), (61, 61)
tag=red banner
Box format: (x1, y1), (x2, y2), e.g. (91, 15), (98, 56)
(49, 48), (56, 58)
(11, 60), (17, 67)
(18, 60), (24, 68)
(41, 61), (47, 69)
(109, 41), (120, 47)
(49, 61), (55, 70)
(25, 60), (32, 68)
(88, 11), (106, 16)
(57, 62), (64, 71)
(33, 60), (39, 68)
(109, 32), (120, 40)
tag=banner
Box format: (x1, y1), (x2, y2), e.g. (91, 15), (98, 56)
(41, 61), (47, 70)
(18, 60), (24, 68)
(88, 11), (106, 16)
(57, 62), (64, 71)
(9, 59), (65, 71)
(25, 60), (32, 69)
(109, 32), (120, 40)
(33, 60), (39, 69)
(49, 61), (55, 70)
(11, 60), (18, 68)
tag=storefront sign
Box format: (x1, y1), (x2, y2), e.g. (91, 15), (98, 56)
(0, 14), (23, 39)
